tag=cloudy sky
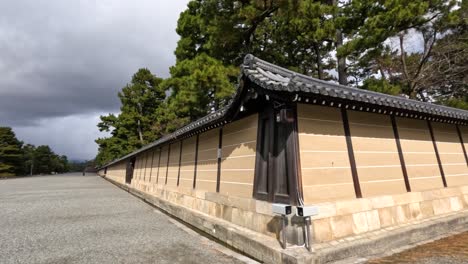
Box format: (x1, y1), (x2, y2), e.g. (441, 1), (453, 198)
(0, 0), (189, 160)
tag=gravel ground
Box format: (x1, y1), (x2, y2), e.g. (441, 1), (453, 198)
(367, 230), (468, 264)
(0, 173), (247, 264)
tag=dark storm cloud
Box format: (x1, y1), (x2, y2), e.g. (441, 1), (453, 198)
(0, 0), (188, 126)
(0, 0), (189, 159)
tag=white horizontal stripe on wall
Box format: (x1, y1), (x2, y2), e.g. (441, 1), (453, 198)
(224, 154), (256, 160)
(302, 163), (466, 170)
(410, 176), (445, 180)
(446, 173), (468, 177)
(197, 168), (254, 172)
(219, 181), (253, 186)
(196, 179), (217, 183)
(303, 182), (354, 188)
(222, 140), (256, 149)
(298, 117), (342, 124)
(348, 123), (392, 129)
(304, 178), (407, 188)
(301, 150), (463, 155)
(196, 158), (218, 163)
(197, 147), (218, 152)
(222, 126), (257, 137)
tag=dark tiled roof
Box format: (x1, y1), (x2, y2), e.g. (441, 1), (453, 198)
(101, 54), (468, 168)
(242, 54), (468, 121)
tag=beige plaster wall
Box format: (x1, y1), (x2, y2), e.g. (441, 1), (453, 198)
(219, 114), (258, 198)
(105, 160), (126, 184)
(145, 150), (157, 183)
(196, 128), (219, 192)
(158, 146), (169, 185)
(297, 104), (356, 204)
(166, 142), (182, 188)
(348, 111), (407, 196)
(397, 118), (445, 191)
(432, 122), (468, 186)
(179, 137), (197, 190)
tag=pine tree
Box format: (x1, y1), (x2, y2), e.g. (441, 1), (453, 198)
(159, 54), (238, 134)
(95, 68), (165, 165)
(0, 127), (24, 177)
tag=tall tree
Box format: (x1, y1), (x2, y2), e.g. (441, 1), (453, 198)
(174, 0), (335, 77)
(342, 0), (457, 91)
(0, 127), (23, 177)
(158, 54), (238, 134)
(95, 68), (165, 165)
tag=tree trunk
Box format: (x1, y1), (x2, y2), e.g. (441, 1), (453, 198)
(331, 0), (347, 85)
(336, 29), (347, 85)
(313, 43), (324, 79)
(137, 119), (144, 144)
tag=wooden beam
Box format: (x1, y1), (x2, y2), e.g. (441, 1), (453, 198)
(156, 148), (162, 184)
(193, 134), (199, 189)
(391, 116), (411, 192)
(165, 144), (171, 185)
(216, 127), (223, 193)
(177, 140), (183, 186)
(427, 121), (447, 187)
(148, 150), (155, 183)
(456, 125), (468, 166)
(341, 108), (362, 198)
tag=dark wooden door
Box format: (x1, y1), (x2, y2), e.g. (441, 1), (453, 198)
(253, 103), (299, 204)
(126, 158), (135, 184)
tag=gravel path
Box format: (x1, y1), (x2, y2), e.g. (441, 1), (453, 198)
(367, 230), (468, 264)
(0, 173), (247, 264)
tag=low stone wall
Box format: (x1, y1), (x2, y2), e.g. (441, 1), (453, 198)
(101, 174), (468, 263)
(130, 178), (282, 239)
(100, 170), (468, 243)
(130, 177), (468, 246)
(311, 186), (468, 242)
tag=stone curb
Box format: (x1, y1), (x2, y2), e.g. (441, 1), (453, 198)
(100, 176), (310, 264)
(100, 176), (468, 264)
(320, 211), (468, 264)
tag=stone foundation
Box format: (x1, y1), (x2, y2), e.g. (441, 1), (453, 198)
(310, 186), (468, 242)
(100, 173), (468, 263)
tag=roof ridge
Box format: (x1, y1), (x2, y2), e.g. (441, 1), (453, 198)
(243, 54), (468, 119)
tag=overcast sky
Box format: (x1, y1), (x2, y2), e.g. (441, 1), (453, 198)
(0, 0), (189, 160)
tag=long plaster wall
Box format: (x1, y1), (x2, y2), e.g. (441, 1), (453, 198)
(297, 104), (356, 203)
(348, 111), (407, 196)
(432, 122), (468, 186)
(104, 114), (258, 199)
(298, 103), (468, 205)
(104, 160), (126, 184)
(219, 114), (257, 198)
(102, 107), (468, 244)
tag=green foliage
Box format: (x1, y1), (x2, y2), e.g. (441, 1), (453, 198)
(0, 128), (70, 177)
(160, 54), (238, 133)
(0, 127), (23, 177)
(95, 0), (468, 167)
(95, 68), (165, 166)
(361, 77), (402, 95)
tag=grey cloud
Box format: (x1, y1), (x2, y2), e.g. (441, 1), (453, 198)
(0, 0), (188, 126)
(0, 0), (189, 159)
